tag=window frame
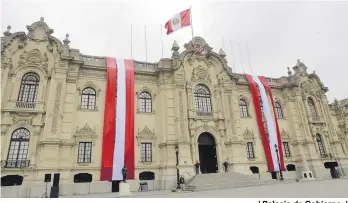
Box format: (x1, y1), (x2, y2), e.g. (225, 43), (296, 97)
(275, 102), (284, 119)
(308, 98), (318, 117)
(316, 134), (326, 157)
(77, 142), (92, 163)
(239, 99), (249, 118)
(246, 142), (255, 159)
(141, 142), (152, 162)
(194, 84), (212, 114)
(283, 142), (291, 157)
(139, 92), (152, 113)
(6, 128), (30, 168)
(81, 87), (96, 110)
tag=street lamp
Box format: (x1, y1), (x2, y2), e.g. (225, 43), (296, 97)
(175, 144), (181, 189)
(274, 144), (284, 181)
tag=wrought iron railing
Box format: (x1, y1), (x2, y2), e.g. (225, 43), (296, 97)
(16, 101), (36, 109)
(1, 160), (30, 168)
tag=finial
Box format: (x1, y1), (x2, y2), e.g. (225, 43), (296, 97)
(63, 33), (70, 45)
(171, 40), (180, 52)
(219, 48), (226, 58)
(313, 70), (316, 74)
(287, 67), (292, 76)
(40, 17), (44, 22)
(3, 25), (12, 37)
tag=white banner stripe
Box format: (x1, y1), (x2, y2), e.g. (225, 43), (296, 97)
(252, 76), (279, 171)
(112, 59), (126, 180)
(171, 13), (182, 32)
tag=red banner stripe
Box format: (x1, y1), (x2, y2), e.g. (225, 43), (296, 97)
(245, 74), (274, 172)
(124, 59), (135, 179)
(259, 76), (287, 171)
(100, 57), (117, 181)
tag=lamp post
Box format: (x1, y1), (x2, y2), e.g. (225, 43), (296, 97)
(274, 144), (284, 181)
(175, 144), (181, 189)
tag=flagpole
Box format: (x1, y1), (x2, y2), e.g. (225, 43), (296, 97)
(145, 25), (148, 68)
(246, 44), (253, 75)
(190, 5), (193, 38)
(131, 24), (133, 60)
(238, 42), (245, 73)
(229, 40), (236, 73)
(161, 24), (164, 59)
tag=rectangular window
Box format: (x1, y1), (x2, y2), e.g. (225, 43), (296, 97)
(283, 142), (291, 157)
(78, 142), (92, 163)
(246, 142), (255, 159)
(141, 143), (152, 162)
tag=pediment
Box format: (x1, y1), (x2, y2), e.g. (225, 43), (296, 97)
(243, 128), (255, 139)
(281, 129), (290, 139)
(137, 125), (155, 137)
(74, 123), (97, 138)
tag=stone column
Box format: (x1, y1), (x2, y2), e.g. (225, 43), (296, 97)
(1, 60), (10, 102)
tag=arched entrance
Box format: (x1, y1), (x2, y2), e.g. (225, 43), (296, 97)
(198, 132), (218, 174)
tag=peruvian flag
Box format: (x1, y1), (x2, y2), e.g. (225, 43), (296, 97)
(100, 57), (135, 181)
(164, 8), (191, 35)
(245, 74), (286, 172)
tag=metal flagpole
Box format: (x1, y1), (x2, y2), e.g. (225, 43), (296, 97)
(145, 25), (148, 68)
(131, 24), (133, 60)
(229, 40), (236, 73)
(246, 44), (253, 75)
(238, 42), (245, 73)
(190, 5), (193, 38)
(161, 24), (164, 59)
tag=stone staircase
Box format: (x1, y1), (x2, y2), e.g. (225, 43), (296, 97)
(187, 172), (294, 192)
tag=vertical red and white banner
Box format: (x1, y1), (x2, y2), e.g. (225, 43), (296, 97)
(246, 74), (286, 172)
(100, 57), (135, 181)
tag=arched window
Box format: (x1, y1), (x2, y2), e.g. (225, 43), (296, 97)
(275, 102), (284, 119)
(239, 99), (248, 117)
(194, 85), (212, 114)
(316, 134), (326, 157)
(308, 98), (318, 117)
(139, 92), (152, 112)
(81, 88), (96, 110)
(6, 128), (30, 168)
(17, 72), (40, 108)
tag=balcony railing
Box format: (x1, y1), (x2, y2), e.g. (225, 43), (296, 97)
(16, 101), (36, 109)
(196, 111), (213, 117)
(1, 160), (30, 168)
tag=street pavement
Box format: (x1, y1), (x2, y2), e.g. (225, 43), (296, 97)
(62, 178), (348, 198)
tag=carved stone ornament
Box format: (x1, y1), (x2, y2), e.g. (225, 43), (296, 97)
(281, 129), (290, 139)
(184, 37), (213, 66)
(26, 17), (54, 43)
(137, 125), (155, 137)
(12, 115), (34, 125)
(243, 128), (254, 140)
(75, 123), (97, 136)
(191, 66), (211, 83)
(18, 49), (49, 73)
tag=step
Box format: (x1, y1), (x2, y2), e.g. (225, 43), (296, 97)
(192, 179), (295, 192)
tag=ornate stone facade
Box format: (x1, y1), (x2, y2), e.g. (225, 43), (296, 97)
(1, 18), (348, 189)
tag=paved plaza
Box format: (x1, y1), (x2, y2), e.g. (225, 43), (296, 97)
(63, 179), (348, 198)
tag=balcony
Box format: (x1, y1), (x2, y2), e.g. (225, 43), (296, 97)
(16, 101), (36, 108)
(2, 100), (44, 112)
(1, 160), (31, 168)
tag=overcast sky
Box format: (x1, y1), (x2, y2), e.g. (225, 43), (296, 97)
(1, 0), (347, 102)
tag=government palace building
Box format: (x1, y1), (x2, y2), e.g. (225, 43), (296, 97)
(1, 18), (348, 192)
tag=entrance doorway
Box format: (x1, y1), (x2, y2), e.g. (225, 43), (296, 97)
(198, 132), (218, 174)
(324, 161), (339, 179)
(1, 175), (24, 186)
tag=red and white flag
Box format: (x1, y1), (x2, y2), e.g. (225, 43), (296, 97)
(164, 8), (191, 35)
(245, 74), (286, 172)
(100, 57), (135, 181)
